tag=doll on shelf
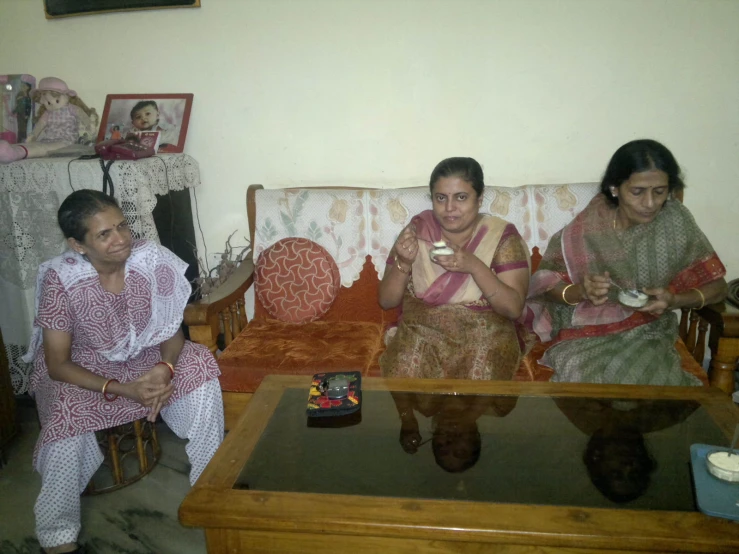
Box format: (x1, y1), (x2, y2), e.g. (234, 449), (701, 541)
(0, 77), (98, 163)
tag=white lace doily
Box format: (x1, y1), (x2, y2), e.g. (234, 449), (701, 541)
(0, 154), (201, 394)
(251, 184), (600, 283)
(253, 188), (368, 287)
(367, 183), (600, 277)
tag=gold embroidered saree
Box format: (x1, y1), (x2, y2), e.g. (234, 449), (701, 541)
(381, 211), (529, 380)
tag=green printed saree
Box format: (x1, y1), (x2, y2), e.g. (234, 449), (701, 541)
(527, 195), (725, 386)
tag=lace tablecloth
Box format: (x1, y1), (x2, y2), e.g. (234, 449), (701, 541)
(0, 154), (201, 394)
(252, 183), (600, 283)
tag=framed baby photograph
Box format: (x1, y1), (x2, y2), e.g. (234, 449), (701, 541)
(97, 93), (193, 153)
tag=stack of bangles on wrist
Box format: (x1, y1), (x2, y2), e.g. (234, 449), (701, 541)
(102, 378), (119, 401)
(561, 283), (579, 306)
(157, 361), (175, 378)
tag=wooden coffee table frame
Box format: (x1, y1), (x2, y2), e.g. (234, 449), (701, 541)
(180, 376), (739, 553)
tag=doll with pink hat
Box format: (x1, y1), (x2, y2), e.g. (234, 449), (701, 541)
(0, 77), (98, 163)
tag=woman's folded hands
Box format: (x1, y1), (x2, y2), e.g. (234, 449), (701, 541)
(123, 365), (174, 421)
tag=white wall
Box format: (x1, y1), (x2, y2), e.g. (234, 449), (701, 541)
(2, 0), (738, 276)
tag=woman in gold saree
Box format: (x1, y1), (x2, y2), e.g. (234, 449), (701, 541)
(527, 139), (727, 385)
(379, 157), (530, 380)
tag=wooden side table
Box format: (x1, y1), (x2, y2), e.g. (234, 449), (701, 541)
(697, 301), (739, 394)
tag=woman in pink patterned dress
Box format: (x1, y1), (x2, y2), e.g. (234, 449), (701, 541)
(23, 190), (223, 554)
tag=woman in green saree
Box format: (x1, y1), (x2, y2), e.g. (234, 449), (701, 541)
(379, 157), (530, 380)
(527, 139), (727, 385)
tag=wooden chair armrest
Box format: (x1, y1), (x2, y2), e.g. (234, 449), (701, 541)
(184, 255), (255, 354)
(185, 256), (255, 325)
(681, 301), (739, 394)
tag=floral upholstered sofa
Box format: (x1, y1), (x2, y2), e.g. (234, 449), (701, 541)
(184, 184), (708, 429)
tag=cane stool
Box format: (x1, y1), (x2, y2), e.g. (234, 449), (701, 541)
(85, 418), (162, 495)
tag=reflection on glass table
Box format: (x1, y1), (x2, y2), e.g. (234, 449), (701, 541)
(236, 388), (724, 511)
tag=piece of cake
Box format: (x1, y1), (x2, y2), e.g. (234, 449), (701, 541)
(430, 240), (454, 257)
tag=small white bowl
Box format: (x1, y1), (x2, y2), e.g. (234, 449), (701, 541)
(618, 290), (648, 308)
(706, 450), (739, 483)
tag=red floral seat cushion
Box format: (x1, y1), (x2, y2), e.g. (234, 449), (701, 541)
(255, 238), (341, 324)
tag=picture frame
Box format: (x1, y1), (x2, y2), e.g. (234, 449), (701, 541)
(97, 93), (193, 154)
(0, 74), (36, 144)
(44, 0), (200, 19)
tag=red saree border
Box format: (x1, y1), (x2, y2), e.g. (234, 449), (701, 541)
(669, 253), (726, 294)
(549, 311), (657, 346)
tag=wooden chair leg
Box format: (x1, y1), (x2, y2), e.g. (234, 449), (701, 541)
(230, 304), (241, 336)
(680, 308), (709, 365)
(109, 428), (123, 486)
(687, 310), (699, 354)
(680, 308), (690, 343)
(222, 309), (233, 347)
(708, 337), (739, 395)
(695, 318), (708, 366)
(237, 298), (248, 328)
(134, 419), (147, 472)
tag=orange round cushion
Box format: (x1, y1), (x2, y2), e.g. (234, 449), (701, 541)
(255, 238), (341, 324)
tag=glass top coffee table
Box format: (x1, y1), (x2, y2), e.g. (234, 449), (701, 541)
(179, 376), (739, 553)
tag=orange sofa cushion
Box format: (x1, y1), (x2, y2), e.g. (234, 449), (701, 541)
(218, 319), (385, 393)
(254, 255), (395, 325)
(255, 238), (341, 323)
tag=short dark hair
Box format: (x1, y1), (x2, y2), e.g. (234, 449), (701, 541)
(58, 189), (120, 242)
(429, 157), (485, 198)
(130, 100), (159, 121)
(584, 427), (656, 503)
(600, 139), (685, 206)
(432, 428), (481, 473)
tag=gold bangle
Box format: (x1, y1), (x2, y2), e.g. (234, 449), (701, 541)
(396, 259), (410, 275)
(562, 283), (579, 306)
(102, 378), (119, 401)
(691, 288), (705, 310)
(157, 361), (175, 379)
